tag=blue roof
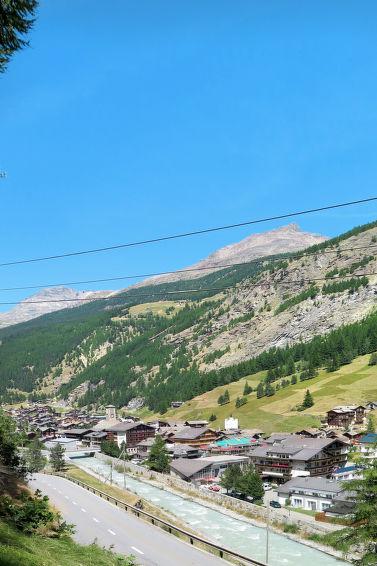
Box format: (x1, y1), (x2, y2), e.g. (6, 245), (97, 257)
(334, 465), (358, 474)
(360, 433), (377, 444)
(216, 437), (253, 447)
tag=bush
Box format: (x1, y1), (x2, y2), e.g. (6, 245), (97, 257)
(0, 490), (73, 536)
(283, 523), (299, 534)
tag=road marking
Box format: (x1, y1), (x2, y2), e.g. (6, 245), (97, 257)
(58, 490), (62, 494)
(93, 517), (99, 523)
(64, 496), (69, 500)
(81, 508), (87, 513)
(131, 546), (144, 555)
(53, 487), (57, 490)
(108, 529), (116, 536)
(72, 501), (77, 505)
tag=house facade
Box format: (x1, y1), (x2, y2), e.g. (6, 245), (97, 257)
(106, 422), (155, 451)
(249, 434), (349, 483)
(326, 405), (365, 428)
(277, 477), (344, 512)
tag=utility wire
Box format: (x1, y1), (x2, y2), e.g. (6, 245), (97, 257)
(0, 196), (376, 268)
(0, 270), (374, 306)
(0, 241), (376, 292)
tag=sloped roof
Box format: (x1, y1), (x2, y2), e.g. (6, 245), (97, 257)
(170, 458), (212, 479)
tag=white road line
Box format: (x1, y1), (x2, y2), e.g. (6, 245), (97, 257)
(108, 529), (116, 536)
(81, 508), (87, 513)
(58, 490), (62, 494)
(131, 546), (144, 555)
(64, 496), (69, 500)
(93, 517), (99, 523)
(72, 501), (77, 505)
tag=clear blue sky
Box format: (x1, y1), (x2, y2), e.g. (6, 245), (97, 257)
(1, 0), (377, 310)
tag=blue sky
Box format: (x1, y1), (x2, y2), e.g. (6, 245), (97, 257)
(1, 0), (377, 310)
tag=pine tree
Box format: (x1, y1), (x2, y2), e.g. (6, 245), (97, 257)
(223, 389), (230, 403)
(256, 382), (265, 399)
(147, 435), (170, 473)
(341, 456), (377, 564)
(302, 389), (314, 409)
(25, 438), (46, 473)
(366, 415), (376, 433)
(49, 442), (66, 472)
(208, 413), (217, 422)
(368, 352), (377, 366)
(291, 374), (297, 385)
(243, 381), (253, 395)
(265, 383), (275, 397)
(238, 466), (265, 502)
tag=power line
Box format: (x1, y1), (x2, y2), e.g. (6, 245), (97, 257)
(0, 270), (374, 306)
(1, 196), (376, 268)
(0, 240), (376, 293)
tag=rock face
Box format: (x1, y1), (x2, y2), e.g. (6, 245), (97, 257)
(0, 286), (112, 329)
(137, 224), (327, 286)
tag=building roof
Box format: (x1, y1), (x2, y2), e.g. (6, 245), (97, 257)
(172, 426), (212, 440)
(333, 465), (360, 475)
(137, 437), (156, 447)
(216, 437), (254, 447)
(58, 428), (93, 436)
(328, 405), (364, 414)
(170, 458), (212, 479)
(252, 435), (347, 461)
(106, 422), (154, 433)
(278, 477), (344, 495)
(360, 433), (377, 444)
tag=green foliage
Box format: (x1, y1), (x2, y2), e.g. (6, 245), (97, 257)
(203, 347), (230, 364)
(256, 382), (265, 399)
(0, 410), (23, 473)
(25, 439), (46, 473)
(339, 456), (377, 565)
(366, 415), (376, 434)
(235, 396), (247, 408)
(49, 443), (65, 472)
(275, 286), (318, 314)
(322, 276), (368, 295)
(220, 465), (264, 501)
(283, 523), (299, 534)
(243, 381), (253, 395)
(325, 256), (374, 279)
(301, 390), (314, 409)
(100, 440), (129, 460)
(0, 489), (71, 536)
(208, 413), (217, 422)
(146, 435), (170, 473)
(218, 389), (230, 406)
(368, 352), (377, 366)
(0, 0), (37, 73)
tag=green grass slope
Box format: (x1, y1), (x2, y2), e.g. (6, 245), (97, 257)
(157, 353), (377, 433)
(0, 519), (130, 566)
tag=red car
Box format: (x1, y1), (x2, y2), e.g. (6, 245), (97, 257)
(208, 485), (221, 492)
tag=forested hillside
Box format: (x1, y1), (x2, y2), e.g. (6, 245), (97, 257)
(1, 219), (377, 414)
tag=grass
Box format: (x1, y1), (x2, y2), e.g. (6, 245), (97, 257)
(148, 353), (377, 433)
(286, 507), (317, 517)
(0, 519), (132, 566)
(128, 301), (185, 318)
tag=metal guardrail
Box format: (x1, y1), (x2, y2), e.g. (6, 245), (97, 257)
(60, 473), (267, 566)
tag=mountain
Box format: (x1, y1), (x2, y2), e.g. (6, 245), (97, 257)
(0, 287), (113, 329)
(0, 224), (326, 329)
(137, 223), (327, 286)
(0, 219), (377, 418)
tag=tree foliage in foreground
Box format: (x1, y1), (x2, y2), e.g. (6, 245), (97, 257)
(0, 0), (38, 72)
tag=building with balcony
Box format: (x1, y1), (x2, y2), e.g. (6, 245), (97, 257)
(326, 405), (365, 428)
(249, 434), (349, 483)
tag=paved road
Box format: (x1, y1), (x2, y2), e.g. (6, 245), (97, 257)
(31, 474), (226, 566)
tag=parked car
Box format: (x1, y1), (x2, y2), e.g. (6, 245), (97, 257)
(263, 482), (272, 491)
(208, 485), (221, 492)
(269, 500), (282, 509)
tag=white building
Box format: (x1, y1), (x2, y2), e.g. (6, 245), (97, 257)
(277, 477), (344, 512)
(224, 417), (239, 431)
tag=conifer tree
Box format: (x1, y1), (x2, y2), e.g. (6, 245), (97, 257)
(147, 435), (170, 473)
(49, 443), (65, 472)
(302, 389), (314, 409)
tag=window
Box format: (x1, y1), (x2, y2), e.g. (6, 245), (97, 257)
(292, 498), (302, 507)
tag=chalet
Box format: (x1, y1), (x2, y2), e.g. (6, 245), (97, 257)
(82, 431), (107, 448)
(106, 422), (155, 451)
(171, 426), (222, 447)
(59, 428), (93, 441)
(326, 405), (365, 428)
(184, 420), (209, 428)
(249, 434), (349, 483)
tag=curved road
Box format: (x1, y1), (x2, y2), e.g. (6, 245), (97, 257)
(30, 474), (226, 566)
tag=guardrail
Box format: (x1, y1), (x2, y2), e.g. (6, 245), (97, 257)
(59, 473), (267, 566)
